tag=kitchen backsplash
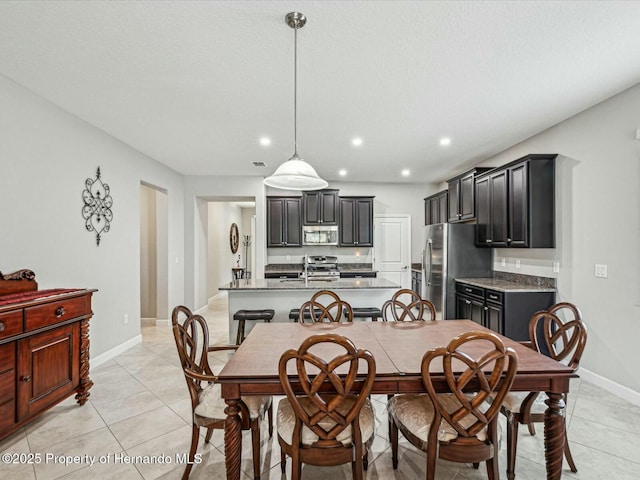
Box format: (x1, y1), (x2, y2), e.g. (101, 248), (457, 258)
(267, 246), (373, 265)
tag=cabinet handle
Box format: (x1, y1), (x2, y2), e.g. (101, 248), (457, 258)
(484, 307), (489, 311)
(507, 238), (512, 243)
(55, 306), (66, 318)
(488, 294), (499, 300)
(20, 376), (31, 383)
(0, 321), (4, 332)
(486, 239), (492, 243)
(465, 288), (472, 293)
(465, 300), (471, 305)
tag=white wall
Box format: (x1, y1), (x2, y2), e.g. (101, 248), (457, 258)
(140, 184), (157, 318)
(477, 83), (640, 394)
(0, 76), (185, 359)
(206, 202), (244, 299)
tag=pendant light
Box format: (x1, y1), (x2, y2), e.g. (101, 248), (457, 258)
(263, 12), (328, 191)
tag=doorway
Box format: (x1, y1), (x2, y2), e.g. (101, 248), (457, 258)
(140, 182), (169, 326)
(373, 214), (412, 288)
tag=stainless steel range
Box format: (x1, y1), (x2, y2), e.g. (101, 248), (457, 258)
(303, 255), (340, 280)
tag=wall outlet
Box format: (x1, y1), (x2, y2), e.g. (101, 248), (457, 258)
(594, 264), (608, 278)
(124, 314), (129, 325)
(515, 259), (521, 269)
(553, 261), (560, 273)
(500, 257), (506, 267)
(636, 128), (640, 140)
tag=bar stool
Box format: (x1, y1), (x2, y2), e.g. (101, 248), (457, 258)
(344, 307), (383, 322)
(288, 308), (323, 322)
(233, 309), (275, 344)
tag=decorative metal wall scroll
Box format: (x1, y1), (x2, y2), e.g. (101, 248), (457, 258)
(82, 167), (113, 246)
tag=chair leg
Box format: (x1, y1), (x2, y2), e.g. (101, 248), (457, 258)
(426, 444), (437, 480)
(204, 426), (213, 443)
(353, 446), (364, 480)
(363, 449), (369, 471)
(183, 424), (199, 480)
(251, 420), (261, 480)
(291, 451), (301, 480)
(268, 402), (273, 437)
(473, 463), (479, 469)
(280, 448), (286, 473)
(506, 413), (519, 480)
(564, 425), (578, 472)
(527, 421), (536, 436)
(390, 416), (399, 470)
(235, 319), (245, 345)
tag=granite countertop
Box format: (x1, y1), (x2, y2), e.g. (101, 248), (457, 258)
(220, 277), (399, 291)
(264, 263), (376, 274)
(456, 277), (556, 293)
(411, 262), (422, 272)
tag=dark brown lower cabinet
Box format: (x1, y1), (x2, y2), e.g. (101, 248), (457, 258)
(455, 282), (555, 341)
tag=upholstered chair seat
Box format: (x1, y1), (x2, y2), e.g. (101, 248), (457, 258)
(195, 382), (271, 420)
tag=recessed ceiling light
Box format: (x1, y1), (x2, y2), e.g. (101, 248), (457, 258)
(352, 137), (363, 147)
(401, 169), (410, 177)
(439, 137), (451, 146)
(339, 169), (347, 176)
(259, 137), (271, 146)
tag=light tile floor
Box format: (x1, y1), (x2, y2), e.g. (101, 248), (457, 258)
(2, 295), (639, 479)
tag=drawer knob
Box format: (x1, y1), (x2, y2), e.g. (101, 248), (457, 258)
(55, 306), (66, 318)
(20, 376), (31, 383)
(0, 321), (4, 332)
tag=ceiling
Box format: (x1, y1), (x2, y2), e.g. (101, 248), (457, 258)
(2, 1), (640, 185)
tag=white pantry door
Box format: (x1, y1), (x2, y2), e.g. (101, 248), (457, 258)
(373, 214), (411, 289)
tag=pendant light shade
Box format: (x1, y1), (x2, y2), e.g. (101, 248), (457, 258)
(264, 12), (328, 191)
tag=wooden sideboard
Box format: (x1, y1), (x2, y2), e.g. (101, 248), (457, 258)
(0, 269), (96, 440)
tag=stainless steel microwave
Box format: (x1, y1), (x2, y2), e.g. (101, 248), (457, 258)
(302, 225), (339, 246)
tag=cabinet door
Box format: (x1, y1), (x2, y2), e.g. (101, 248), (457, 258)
(456, 294), (471, 319)
(302, 192), (321, 224)
(424, 198), (431, 225)
(508, 163), (529, 247)
(475, 176), (490, 246)
(355, 198), (373, 246)
(0, 343), (16, 433)
(267, 198), (285, 246)
(438, 192), (448, 225)
(17, 323), (79, 421)
(459, 173), (476, 220)
(447, 180), (461, 222)
(484, 303), (502, 334)
(320, 190), (338, 224)
(283, 198), (302, 246)
(430, 197), (440, 224)
(489, 170), (509, 247)
(339, 199), (355, 245)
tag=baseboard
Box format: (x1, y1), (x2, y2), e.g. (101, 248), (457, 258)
(155, 318), (170, 327)
(91, 335), (143, 368)
(141, 317), (156, 326)
(580, 367), (640, 407)
(208, 291), (228, 303)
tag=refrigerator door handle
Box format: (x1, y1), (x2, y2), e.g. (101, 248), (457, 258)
(425, 239), (433, 286)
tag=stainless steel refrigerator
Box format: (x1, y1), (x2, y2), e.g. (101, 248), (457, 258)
(421, 223), (492, 319)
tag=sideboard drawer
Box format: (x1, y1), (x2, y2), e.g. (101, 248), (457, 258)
(25, 297), (90, 331)
(0, 311), (23, 340)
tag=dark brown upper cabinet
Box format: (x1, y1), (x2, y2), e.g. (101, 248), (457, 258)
(339, 197), (374, 247)
(424, 190), (448, 225)
(475, 154), (556, 248)
(302, 189), (339, 225)
(447, 168), (494, 223)
(267, 196), (302, 247)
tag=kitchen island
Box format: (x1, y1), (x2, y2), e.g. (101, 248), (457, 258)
(219, 277), (401, 342)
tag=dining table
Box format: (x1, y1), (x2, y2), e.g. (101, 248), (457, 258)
(217, 320), (577, 480)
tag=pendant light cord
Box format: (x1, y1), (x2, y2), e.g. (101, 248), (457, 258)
(293, 21), (298, 157)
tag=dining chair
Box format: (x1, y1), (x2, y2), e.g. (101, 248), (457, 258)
(297, 289), (354, 323)
(277, 333), (376, 480)
(388, 331), (518, 480)
(381, 288), (436, 321)
(500, 302), (587, 480)
(171, 306), (273, 480)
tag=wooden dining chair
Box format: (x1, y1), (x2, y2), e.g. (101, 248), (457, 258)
(297, 290), (354, 323)
(381, 288), (437, 321)
(388, 331), (518, 480)
(277, 333), (376, 480)
(500, 302), (587, 480)
(171, 306), (273, 480)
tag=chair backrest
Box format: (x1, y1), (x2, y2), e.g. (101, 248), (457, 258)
(278, 333), (376, 448)
(298, 290), (353, 323)
(171, 305), (215, 407)
(529, 302), (587, 371)
(381, 288), (436, 321)
(421, 331), (518, 444)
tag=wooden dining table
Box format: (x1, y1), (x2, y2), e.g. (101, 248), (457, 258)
(217, 320), (577, 480)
